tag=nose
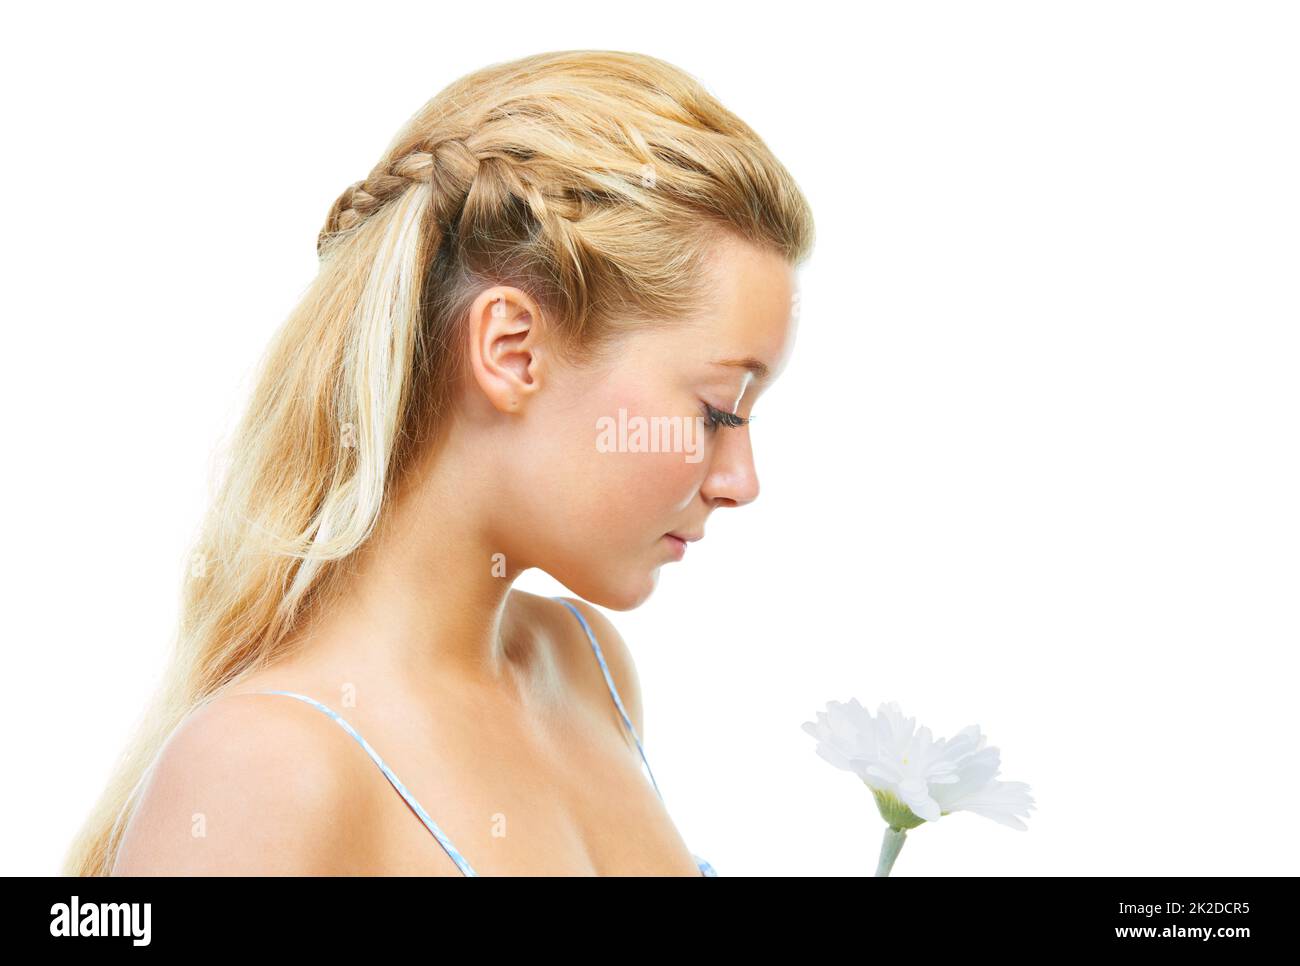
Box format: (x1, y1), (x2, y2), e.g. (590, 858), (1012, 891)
(700, 426), (760, 508)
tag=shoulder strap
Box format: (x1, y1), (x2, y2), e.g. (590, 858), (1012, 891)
(246, 689), (477, 877)
(694, 854), (718, 876)
(551, 598), (664, 802)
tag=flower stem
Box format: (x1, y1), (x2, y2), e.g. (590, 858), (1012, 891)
(875, 825), (907, 877)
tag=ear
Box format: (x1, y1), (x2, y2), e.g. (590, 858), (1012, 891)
(465, 286), (545, 415)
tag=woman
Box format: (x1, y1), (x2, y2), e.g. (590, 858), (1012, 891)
(66, 49), (815, 876)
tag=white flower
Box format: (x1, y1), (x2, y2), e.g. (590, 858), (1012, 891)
(802, 698), (1035, 831)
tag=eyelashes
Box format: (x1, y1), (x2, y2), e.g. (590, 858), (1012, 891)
(701, 401), (751, 431)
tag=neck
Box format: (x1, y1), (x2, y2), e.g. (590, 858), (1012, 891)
(287, 424), (536, 701)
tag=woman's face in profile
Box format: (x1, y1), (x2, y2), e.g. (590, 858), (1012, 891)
(505, 234), (799, 610)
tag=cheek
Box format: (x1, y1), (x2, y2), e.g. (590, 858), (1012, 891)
(578, 384), (704, 531)
(608, 447), (700, 523)
(515, 378), (704, 604)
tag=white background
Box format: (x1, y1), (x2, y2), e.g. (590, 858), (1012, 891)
(3, 1), (1296, 876)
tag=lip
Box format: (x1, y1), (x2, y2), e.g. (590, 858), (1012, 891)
(664, 530), (702, 560)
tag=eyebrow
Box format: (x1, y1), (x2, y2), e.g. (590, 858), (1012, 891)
(713, 356), (770, 380)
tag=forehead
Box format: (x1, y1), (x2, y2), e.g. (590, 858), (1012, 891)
(673, 235), (799, 380)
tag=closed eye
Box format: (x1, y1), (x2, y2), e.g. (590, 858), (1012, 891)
(702, 401), (750, 431)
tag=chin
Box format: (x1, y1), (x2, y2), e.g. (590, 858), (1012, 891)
(553, 562), (659, 611)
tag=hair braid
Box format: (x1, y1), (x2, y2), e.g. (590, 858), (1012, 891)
(318, 135), (482, 255)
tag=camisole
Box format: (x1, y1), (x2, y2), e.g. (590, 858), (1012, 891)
(248, 595), (717, 877)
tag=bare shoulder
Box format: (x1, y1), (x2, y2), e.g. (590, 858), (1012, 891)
(539, 591), (645, 741)
(111, 691), (378, 875)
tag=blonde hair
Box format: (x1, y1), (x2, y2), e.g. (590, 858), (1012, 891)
(64, 48), (815, 876)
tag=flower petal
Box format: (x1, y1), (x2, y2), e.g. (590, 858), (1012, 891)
(942, 779), (1036, 830)
(896, 776), (942, 822)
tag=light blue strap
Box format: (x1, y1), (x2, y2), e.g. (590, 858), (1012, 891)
(248, 689), (477, 877)
(552, 598), (719, 877)
(551, 597), (665, 802)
